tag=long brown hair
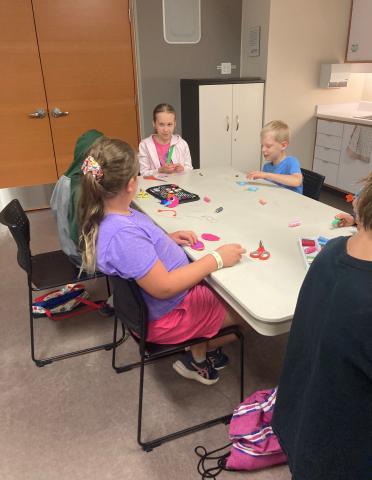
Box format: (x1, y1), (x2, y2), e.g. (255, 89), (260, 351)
(79, 137), (138, 273)
(152, 103), (176, 122)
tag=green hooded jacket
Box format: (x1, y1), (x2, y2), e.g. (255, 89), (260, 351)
(64, 129), (104, 245)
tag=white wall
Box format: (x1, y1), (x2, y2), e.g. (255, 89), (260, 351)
(240, 0), (270, 79)
(134, 0), (242, 137)
(241, 0), (368, 170)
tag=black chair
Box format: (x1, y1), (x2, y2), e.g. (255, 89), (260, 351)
(0, 199), (125, 367)
(111, 276), (245, 452)
(301, 168), (325, 200)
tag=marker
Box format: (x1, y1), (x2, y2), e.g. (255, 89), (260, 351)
(215, 207), (223, 213)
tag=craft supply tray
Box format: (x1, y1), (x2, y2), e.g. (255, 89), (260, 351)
(146, 184), (200, 204)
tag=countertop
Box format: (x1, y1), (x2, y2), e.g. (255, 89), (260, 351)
(316, 101), (372, 126)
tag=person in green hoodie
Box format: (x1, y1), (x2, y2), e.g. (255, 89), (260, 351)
(51, 129), (103, 265)
(51, 129), (114, 316)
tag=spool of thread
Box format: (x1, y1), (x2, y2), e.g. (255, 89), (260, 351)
(301, 239), (315, 247)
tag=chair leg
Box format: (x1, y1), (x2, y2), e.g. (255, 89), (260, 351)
(237, 329), (245, 402)
(29, 287), (49, 367)
(105, 276), (111, 297)
(136, 330), (245, 452)
(29, 292), (126, 367)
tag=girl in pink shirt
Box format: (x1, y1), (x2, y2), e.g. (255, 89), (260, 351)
(139, 103), (193, 176)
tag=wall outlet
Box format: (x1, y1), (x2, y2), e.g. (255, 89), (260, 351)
(221, 62), (232, 74)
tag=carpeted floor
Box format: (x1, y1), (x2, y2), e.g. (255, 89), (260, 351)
(0, 187), (348, 479)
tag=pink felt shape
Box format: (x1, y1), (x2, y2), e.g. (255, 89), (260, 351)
(201, 233), (220, 241)
(190, 240), (205, 251)
(167, 196), (179, 208)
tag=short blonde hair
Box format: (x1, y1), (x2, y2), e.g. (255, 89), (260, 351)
(261, 120), (290, 143)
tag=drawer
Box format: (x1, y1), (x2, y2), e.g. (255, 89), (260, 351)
(314, 145), (340, 165)
(316, 133), (342, 150)
(313, 158), (339, 187)
(317, 119), (344, 137)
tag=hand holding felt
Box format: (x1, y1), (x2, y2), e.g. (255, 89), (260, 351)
(169, 230), (197, 246)
(158, 164), (176, 174)
(174, 164), (184, 173)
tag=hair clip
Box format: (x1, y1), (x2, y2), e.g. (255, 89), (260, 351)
(81, 156), (103, 180)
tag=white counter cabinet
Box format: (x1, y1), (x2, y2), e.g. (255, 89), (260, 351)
(313, 118), (372, 193)
(180, 79), (264, 172)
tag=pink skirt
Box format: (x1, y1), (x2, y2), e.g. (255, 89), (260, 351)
(147, 284), (226, 344)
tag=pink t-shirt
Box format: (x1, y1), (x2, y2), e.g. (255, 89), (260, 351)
(152, 136), (171, 166)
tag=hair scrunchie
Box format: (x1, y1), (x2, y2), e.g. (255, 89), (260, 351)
(81, 156), (103, 180)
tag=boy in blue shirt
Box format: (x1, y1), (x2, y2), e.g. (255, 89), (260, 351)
(247, 120), (303, 194)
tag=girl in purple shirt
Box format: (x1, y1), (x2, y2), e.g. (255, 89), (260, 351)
(79, 137), (245, 385)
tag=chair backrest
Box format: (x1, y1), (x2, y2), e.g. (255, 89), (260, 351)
(0, 199), (32, 273)
(301, 168), (325, 201)
(111, 276), (149, 341)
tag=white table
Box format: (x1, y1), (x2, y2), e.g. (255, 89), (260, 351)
(134, 167), (352, 336)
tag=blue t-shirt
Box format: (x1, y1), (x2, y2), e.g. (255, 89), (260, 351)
(96, 209), (189, 321)
(263, 156), (303, 194)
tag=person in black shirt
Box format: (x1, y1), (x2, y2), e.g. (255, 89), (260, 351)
(273, 173), (372, 480)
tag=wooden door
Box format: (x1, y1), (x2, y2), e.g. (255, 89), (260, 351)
(0, 1), (57, 188)
(199, 85), (232, 168)
(33, 0), (139, 175)
(231, 83), (263, 173)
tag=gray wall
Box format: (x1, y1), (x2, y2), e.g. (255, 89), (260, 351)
(134, 0), (242, 137)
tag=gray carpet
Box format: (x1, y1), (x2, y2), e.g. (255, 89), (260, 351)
(0, 207), (300, 480)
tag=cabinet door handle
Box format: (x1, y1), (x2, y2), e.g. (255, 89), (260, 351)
(28, 108), (46, 119)
(235, 115), (239, 131)
(226, 116), (230, 132)
(51, 107), (69, 118)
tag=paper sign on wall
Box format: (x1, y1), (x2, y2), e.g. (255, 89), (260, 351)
(248, 25), (260, 57)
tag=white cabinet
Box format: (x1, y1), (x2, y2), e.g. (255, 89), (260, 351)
(346, 0), (372, 62)
(181, 79), (264, 172)
(313, 118), (372, 193)
(313, 119), (343, 187)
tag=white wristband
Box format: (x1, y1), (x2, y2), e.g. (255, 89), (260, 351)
(210, 251), (224, 270)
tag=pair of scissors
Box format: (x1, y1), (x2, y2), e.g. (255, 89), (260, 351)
(249, 240), (270, 260)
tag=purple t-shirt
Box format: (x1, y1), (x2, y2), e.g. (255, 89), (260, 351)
(96, 209), (189, 321)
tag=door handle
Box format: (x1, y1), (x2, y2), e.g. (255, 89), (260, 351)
(28, 108), (46, 119)
(51, 107), (69, 118)
(235, 115), (239, 131)
(226, 116), (230, 132)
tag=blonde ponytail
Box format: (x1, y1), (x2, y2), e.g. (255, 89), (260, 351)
(79, 137), (138, 274)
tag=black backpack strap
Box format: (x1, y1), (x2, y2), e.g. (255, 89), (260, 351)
(195, 443), (232, 479)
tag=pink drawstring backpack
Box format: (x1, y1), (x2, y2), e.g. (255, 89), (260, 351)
(195, 388), (287, 478)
